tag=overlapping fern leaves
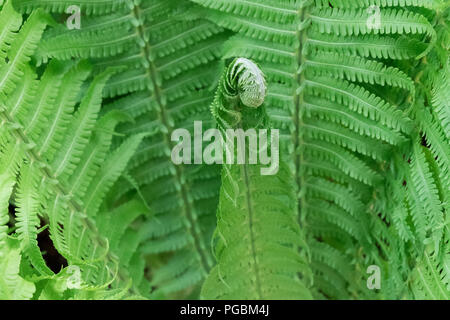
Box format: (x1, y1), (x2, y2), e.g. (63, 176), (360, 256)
(0, 1), (148, 299)
(13, 0), (232, 297)
(189, 0), (449, 299)
(381, 11), (449, 298)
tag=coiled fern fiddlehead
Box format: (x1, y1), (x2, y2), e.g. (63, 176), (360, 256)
(202, 58), (312, 299)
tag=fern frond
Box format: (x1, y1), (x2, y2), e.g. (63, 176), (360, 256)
(411, 251), (450, 299)
(409, 140), (445, 254)
(306, 31), (428, 60)
(310, 7), (435, 37)
(51, 67), (120, 179)
(0, 0), (22, 66)
(1, 0), (446, 300)
(0, 239), (36, 299)
(0, 6), (51, 100)
(202, 58), (312, 299)
(83, 132), (149, 218)
(14, 0), (128, 15)
(305, 52), (415, 93)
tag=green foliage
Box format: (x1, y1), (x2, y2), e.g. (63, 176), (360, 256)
(189, 0), (449, 299)
(202, 58), (312, 299)
(12, 0), (233, 297)
(0, 0), (448, 300)
(384, 13), (450, 297)
(0, 1), (148, 299)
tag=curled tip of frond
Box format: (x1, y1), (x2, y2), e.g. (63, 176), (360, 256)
(228, 57), (267, 108)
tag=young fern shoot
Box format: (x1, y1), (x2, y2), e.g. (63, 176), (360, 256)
(202, 58), (312, 299)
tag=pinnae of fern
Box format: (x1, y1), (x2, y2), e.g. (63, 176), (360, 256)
(226, 58), (267, 108)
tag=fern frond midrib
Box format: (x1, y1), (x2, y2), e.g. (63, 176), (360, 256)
(132, 4), (213, 274)
(238, 124), (263, 298)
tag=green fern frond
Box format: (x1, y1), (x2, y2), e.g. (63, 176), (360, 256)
(190, 0), (444, 299)
(16, 0), (232, 297)
(411, 250), (450, 299)
(15, 0), (129, 15)
(305, 31), (428, 60)
(202, 58), (312, 299)
(317, 0), (442, 10)
(0, 238), (36, 299)
(15, 163), (54, 276)
(0, 0), (447, 301)
(310, 8), (436, 38)
(305, 52), (415, 93)
(409, 142), (444, 251)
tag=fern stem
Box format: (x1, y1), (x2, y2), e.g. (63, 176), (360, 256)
(294, 2), (312, 226)
(131, 4), (213, 274)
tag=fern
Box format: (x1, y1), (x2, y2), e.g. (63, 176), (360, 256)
(13, 0), (232, 297)
(201, 58), (312, 299)
(0, 1), (148, 299)
(189, 0), (448, 299)
(383, 11), (449, 297)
